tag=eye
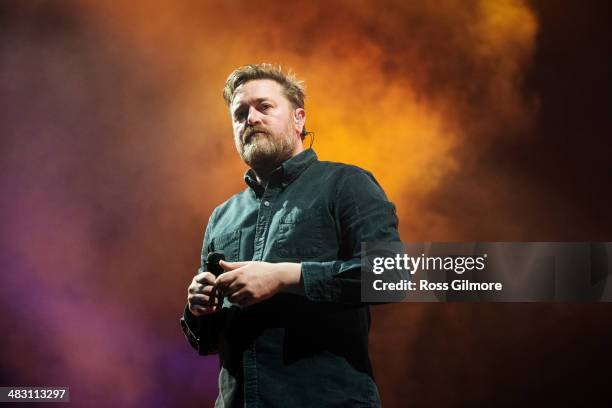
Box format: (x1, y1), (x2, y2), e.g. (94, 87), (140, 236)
(234, 107), (247, 121)
(260, 103), (272, 111)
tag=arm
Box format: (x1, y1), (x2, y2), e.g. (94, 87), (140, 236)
(180, 212), (223, 355)
(299, 169), (400, 304)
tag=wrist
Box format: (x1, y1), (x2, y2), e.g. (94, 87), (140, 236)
(277, 262), (302, 293)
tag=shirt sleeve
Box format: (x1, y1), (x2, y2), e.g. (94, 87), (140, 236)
(180, 211), (222, 355)
(300, 169), (401, 304)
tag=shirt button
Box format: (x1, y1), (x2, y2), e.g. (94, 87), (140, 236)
(263, 201), (270, 207)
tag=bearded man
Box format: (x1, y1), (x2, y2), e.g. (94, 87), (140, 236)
(181, 64), (400, 407)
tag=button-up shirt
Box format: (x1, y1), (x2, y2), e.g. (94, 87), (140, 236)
(181, 149), (400, 407)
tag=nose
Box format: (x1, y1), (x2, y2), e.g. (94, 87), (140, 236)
(246, 105), (263, 126)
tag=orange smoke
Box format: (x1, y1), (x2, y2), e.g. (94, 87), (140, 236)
(73, 0), (532, 236)
(77, 0), (537, 240)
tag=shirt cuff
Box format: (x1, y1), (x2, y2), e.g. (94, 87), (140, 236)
(300, 261), (344, 302)
(180, 305), (219, 356)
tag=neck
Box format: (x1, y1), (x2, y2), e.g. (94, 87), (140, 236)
(249, 166), (271, 186)
(258, 178), (269, 189)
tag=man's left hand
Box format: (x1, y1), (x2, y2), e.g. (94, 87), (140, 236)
(215, 260), (301, 307)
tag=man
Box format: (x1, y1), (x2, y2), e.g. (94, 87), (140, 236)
(181, 64), (400, 407)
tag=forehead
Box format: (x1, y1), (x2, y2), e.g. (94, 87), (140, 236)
(232, 79), (286, 106)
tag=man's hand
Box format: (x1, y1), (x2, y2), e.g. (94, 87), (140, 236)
(215, 260), (302, 307)
(187, 270), (220, 316)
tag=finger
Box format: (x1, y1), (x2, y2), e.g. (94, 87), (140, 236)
(195, 271), (216, 285)
(190, 304), (219, 316)
(190, 283), (216, 295)
(228, 289), (253, 305)
(238, 299), (254, 308)
(219, 260), (249, 271)
(188, 283), (203, 294)
(189, 282), (214, 296)
(195, 271), (216, 284)
(217, 274), (245, 297)
(237, 295), (258, 308)
(215, 270), (238, 288)
(225, 278), (246, 296)
(200, 285), (216, 296)
(189, 293), (219, 306)
(189, 295), (211, 308)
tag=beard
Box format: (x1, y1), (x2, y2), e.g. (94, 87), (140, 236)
(238, 122), (297, 178)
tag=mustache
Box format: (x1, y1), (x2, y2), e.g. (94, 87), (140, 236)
(243, 125), (270, 143)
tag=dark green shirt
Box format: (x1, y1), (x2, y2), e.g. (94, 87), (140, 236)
(181, 149), (400, 407)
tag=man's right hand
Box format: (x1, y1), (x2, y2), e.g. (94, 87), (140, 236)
(188, 271), (220, 316)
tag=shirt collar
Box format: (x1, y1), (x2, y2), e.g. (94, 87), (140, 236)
(244, 149), (318, 195)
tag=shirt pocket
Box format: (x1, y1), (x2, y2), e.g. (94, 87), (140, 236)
(211, 228), (241, 262)
(275, 207), (323, 259)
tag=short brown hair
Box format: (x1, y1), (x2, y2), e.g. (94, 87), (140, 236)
(223, 63), (305, 109)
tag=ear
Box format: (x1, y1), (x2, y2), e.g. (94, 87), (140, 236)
(293, 108), (306, 136)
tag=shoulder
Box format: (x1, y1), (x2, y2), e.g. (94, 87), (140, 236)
(311, 160), (383, 192)
(312, 160), (397, 222)
(311, 160), (379, 182)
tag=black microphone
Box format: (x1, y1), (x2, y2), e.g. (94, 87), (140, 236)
(205, 251), (225, 277)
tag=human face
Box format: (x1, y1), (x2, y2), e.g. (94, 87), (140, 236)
(230, 79), (303, 176)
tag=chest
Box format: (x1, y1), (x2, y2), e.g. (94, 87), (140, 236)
(208, 187), (341, 262)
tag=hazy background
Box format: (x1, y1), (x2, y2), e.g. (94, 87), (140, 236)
(1, 0), (610, 406)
